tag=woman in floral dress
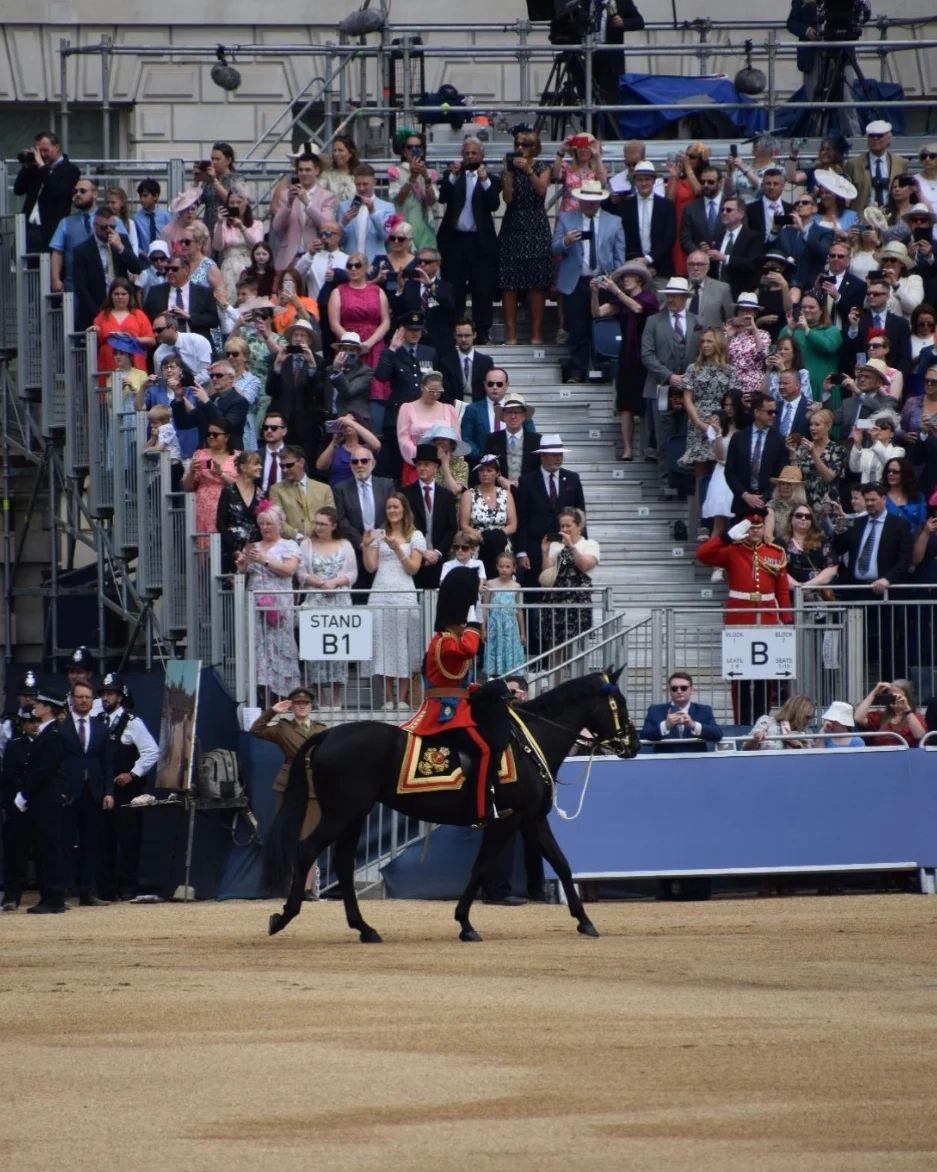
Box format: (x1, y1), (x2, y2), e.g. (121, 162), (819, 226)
(726, 295), (771, 406)
(297, 507), (358, 705)
(790, 407), (847, 527)
(679, 329), (740, 514)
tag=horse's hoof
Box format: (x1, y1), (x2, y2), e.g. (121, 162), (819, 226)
(358, 927), (383, 944)
(577, 920), (600, 938)
(268, 913), (288, 936)
(459, 928), (483, 942)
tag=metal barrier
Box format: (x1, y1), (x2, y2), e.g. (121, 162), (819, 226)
(0, 213), (17, 350)
(317, 803), (424, 896)
(136, 425), (168, 597)
(63, 329), (92, 477)
(39, 261), (70, 437)
(86, 370), (116, 516)
(161, 490), (188, 636)
(14, 221), (42, 402)
(113, 381), (140, 553)
(637, 729), (909, 753)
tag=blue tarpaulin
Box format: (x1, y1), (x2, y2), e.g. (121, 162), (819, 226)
(616, 73), (768, 140)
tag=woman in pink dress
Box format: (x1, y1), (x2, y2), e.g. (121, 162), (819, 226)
(327, 250), (391, 410)
(396, 370), (460, 486)
(551, 133), (609, 213)
(181, 417), (239, 535)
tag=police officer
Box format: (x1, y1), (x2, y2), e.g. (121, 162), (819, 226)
(12, 688), (70, 914)
(1, 704), (41, 910)
(98, 673), (160, 901)
(1, 669), (40, 757)
(65, 647), (104, 717)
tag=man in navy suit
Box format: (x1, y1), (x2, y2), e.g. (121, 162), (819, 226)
(773, 370), (812, 439)
(437, 138), (502, 344)
(59, 680), (114, 905)
(724, 392), (788, 518)
(706, 197), (764, 299)
(641, 671), (723, 753)
(552, 178), (625, 382)
(453, 319), (494, 401)
(515, 434), (587, 586)
(816, 240), (866, 329)
(745, 168), (794, 243)
(460, 367), (512, 461)
(840, 275), (913, 378)
(72, 208), (142, 330)
(616, 161), (676, 277)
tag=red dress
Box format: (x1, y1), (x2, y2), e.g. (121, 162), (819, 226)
(336, 283), (389, 399)
(405, 627), (489, 820)
(93, 308), (153, 374)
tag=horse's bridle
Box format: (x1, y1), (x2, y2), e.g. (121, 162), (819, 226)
(518, 676), (633, 757)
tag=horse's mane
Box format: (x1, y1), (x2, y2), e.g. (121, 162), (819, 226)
(517, 673), (604, 721)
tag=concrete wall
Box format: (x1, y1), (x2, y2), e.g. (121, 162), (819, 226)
(2, 4), (934, 159)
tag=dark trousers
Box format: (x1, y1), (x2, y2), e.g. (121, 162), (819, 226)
(31, 787), (67, 907)
(482, 825), (546, 900)
(561, 278), (593, 378)
(442, 232), (496, 339)
(1, 790), (31, 903)
(62, 785), (103, 896)
(99, 778), (145, 898)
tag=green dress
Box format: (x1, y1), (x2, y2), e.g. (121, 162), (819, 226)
(779, 323), (843, 408)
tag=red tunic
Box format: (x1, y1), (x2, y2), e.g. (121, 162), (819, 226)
(697, 535), (793, 626)
(405, 628), (481, 736)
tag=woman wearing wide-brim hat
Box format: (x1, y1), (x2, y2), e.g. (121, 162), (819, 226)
(875, 240), (925, 318)
(591, 260), (659, 460)
(162, 188), (207, 252)
(814, 169), (858, 235)
(764, 464), (807, 543)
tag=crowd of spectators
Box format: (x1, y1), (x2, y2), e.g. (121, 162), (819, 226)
(12, 117), (937, 707)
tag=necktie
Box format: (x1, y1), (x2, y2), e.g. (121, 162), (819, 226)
(873, 157), (886, 204)
(83, 212), (91, 234)
(588, 228), (597, 271)
(509, 432), (518, 452)
(549, 472), (558, 505)
(463, 355), (471, 393)
(423, 483), (433, 544)
(875, 312), (884, 329)
(146, 210), (156, 247)
(750, 429), (765, 486)
(360, 480), (374, 529)
(672, 314), (684, 341)
(781, 401), (793, 435)
(689, 282), (700, 316)
(78, 717), (87, 751)
(856, 516), (878, 577)
(267, 451), (278, 488)
(706, 200), (717, 238)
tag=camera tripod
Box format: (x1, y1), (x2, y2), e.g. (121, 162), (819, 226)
(809, 44), (882, 137)
(535, 50), (617, 141)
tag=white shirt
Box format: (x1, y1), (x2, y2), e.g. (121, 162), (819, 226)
(297, 248), (348, 297)
(762, 196), (783, 238)
(580, 211), (600, 277)
(453, 169), (491, 232)
(107, 706), (160, 777)
(777, 396), (804, 435)
(658, 702), (702, 739)
(637, 195), (654, 257)
(154, 334), (212, 384)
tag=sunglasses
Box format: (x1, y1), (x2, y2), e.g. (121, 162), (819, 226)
(916, 320), (935, 328)
(387, 234), (409, 242)
(178, 238), (194, 245)
(206, 430), (226, 438)
(319, 230), (338, 237)
(279, 461), (297, 469)
(208, 372), (227, 380)
(417, 258), (438, 264)
(168, 266), (186, 272)
(920, 153), (937, 160)
(867, 341), (886, 348)
(346, 262), (364, 270)
(670, 684), (690, 692)
(485, 380), (506, 387)
(262, 423), (284, 430)
(795, 199), (814, 205)
(924, 378), (937, 386)
(224, 350), (240, 356)
(792, 512), (812, 520)
(350, 457), (371, 465)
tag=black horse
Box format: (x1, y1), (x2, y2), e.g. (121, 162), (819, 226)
(263, 668), (638, 943)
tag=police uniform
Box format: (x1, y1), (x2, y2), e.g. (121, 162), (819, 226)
(250, 698), (327, 840)
(98, 674), (160, 899)
(16, 691), (69, 912)
(1, 670), (39, 757)
(1, 710), (38, 909)
(697, 518), (792, 723)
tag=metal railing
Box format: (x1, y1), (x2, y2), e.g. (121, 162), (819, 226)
(86, 370), (116, 517)
(63, 328), (93, 477)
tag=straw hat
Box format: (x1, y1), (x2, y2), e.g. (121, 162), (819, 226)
(662, 277), (691, 296)
(570, 177), (610, 201)
(855, 357), (892, 384)
(735, 291), (763, 312)
(770, 465), (804, 485)
(902, 202), (937, 225)
(875, 240), (914, 271)
(533, 433), (567, 454)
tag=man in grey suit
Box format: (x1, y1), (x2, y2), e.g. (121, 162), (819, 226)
(333, 446), (393, 589)
(552, 178), (625, 383)
(641, 277), (701, 486)
(685, 250), (734, 329)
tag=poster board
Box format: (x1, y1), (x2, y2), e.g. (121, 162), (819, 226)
(156, 659), (201, 791)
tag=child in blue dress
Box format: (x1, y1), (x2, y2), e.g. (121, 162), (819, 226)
(481, 552), (526, 677)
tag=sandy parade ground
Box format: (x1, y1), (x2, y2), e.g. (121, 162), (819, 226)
(3, 894), (937, 1171)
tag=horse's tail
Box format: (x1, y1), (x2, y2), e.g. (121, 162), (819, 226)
(262, 729), (328, 896)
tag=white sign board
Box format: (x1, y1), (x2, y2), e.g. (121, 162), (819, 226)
(299, 608), (373, 661)
(721, 627), (797, 681)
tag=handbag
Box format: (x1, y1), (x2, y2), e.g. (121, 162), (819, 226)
(255, 593), (285, 627)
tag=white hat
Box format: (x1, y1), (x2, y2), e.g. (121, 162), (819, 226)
(814, 169), (858, 203)
(662, 276), (691, 296)
(534, 433), (566, 454)
(147, 240), (171, 258)
(331, 331), (362, 349)
(865, 120), (892, 136)
(422, 422), (470, 457)
(501, 392), (534, 417)
(855, 357), (892, 385)
(570, 177), (610, 202)
(633, 160), (656, 174)
(902, 202), (937, 226)
(735, 291), (762, 311)
(822, 700), (856, 728)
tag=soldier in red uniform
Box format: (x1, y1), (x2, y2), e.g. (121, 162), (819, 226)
(405, 567), (512, 824)
(697, 509), (793, 722)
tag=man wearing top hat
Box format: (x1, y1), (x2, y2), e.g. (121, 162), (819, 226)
(10, 687), (70, 913)
(552, 177), (625, 384)
(845, 121), (908, 214)
(402, 443), (458, 590)
(98, 673), (160, 902)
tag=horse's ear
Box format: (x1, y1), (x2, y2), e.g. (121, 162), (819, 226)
(607, 665), (623, 685)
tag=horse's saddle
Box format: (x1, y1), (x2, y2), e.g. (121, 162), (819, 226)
(396, 733), (518, 797)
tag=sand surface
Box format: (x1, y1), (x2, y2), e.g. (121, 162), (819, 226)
(3, 894), (937, 1170)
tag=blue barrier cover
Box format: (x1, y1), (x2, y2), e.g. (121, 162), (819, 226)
(616, 73), (768, 139)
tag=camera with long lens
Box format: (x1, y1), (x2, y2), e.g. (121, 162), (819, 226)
(17, 149), (36, 165)
(817, 0), (868, 42)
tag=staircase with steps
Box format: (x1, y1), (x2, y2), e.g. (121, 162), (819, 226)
(484, 343), (733, 716)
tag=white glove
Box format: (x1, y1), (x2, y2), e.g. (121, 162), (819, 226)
(14, 792), (27, 813)
(466, 604), (479, 625)
(727, 519), (752, 542)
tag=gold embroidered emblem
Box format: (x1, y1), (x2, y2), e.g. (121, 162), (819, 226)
(417, 746), (451, 776)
